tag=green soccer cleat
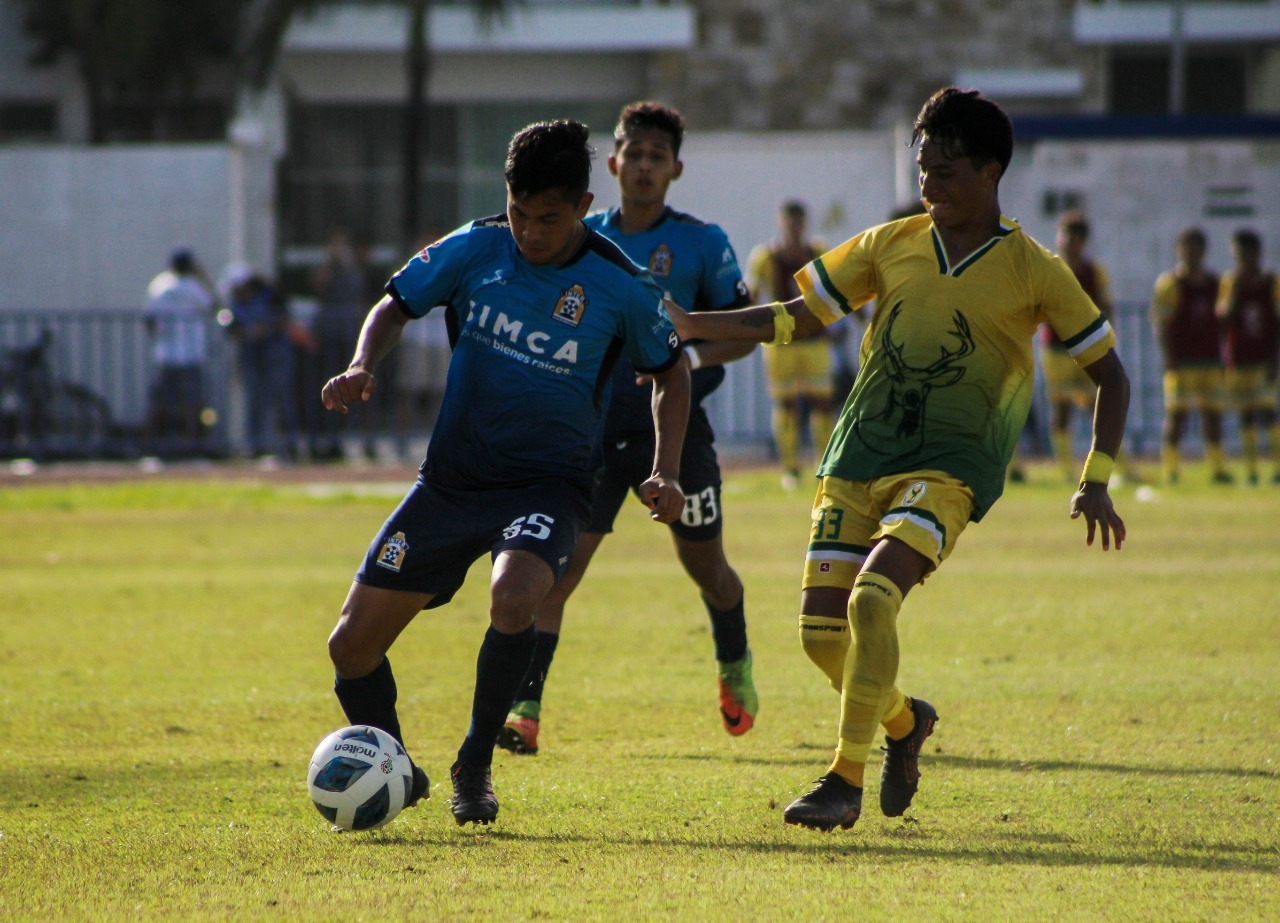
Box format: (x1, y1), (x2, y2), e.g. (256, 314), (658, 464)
(718, 650), (759, 736)
(450, 761), (498, 826)
(496, 714), (540, 755)
(783, 773), (863, 832)
(879, 697), (939, 817)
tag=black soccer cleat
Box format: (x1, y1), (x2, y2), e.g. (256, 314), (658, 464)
(879, 697), (939, 817)
(405, 764), (430, 808)
(782, 773), (863, 832)
(450, 761), (498, 826)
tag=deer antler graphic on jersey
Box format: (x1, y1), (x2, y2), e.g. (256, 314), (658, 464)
(853, 302), (975, 453)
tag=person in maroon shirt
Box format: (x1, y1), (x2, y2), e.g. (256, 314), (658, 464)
(1217, 228), (1280, 484)
(1151, 227), (1231, 484)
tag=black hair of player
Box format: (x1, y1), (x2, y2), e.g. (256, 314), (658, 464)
(1177, 226), (1207, 248)
(781, 200), (807, 219)
(614, 101), (686, 159)
(1058, 210), (1090, 240)
(505, 120), (594, 202)
(911, 86), (1014, 180)
(1233, 228), (1261, 253)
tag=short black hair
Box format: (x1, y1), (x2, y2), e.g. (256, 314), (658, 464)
(781, 200), (807, 219)
(1233, 228), (1261, 252)
(614, 101), (686, 158)
(1058, 210), (1090, 239)
(505, 120), (593, 202)
(1177, 226), (1207, 248)
(912, 86), (1014, 179)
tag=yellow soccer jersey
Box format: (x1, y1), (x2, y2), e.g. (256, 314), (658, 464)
(796, 213), (1115, 521)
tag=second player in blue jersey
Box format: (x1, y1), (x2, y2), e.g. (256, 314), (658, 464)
(501, 102), (761, 758)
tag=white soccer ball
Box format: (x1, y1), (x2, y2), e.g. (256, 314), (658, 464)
(307, 725), (414, 831)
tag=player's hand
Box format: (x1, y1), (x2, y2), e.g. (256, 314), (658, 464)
(639, 474), (684, 524)
(321, 367), (376, 414)
(1070, 481), (1126, 551)
(663, 297), (695, 342)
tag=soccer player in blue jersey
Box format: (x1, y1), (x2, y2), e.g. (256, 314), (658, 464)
(499, 102), (759, 757)
(320, 120), (690, 826)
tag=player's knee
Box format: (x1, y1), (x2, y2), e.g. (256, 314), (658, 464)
(799, 614), (849, 692)
(848, 577), (901, 646)
(328, 622), (374, 678)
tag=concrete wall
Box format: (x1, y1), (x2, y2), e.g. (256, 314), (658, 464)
(0, 143), (276, 311)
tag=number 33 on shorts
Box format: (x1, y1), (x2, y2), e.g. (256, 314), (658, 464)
(502, 513), (555, 541)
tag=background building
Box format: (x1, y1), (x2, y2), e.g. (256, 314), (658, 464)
(1, 0), (1278, 458)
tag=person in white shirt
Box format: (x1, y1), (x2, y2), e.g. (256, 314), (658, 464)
(144, 248), (217, 453)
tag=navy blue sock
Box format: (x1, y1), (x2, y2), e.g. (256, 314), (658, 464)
(457, 625), (537, 766)
(704, 594), (748, 663)
(514, 631), (560, 705)
(333, 656), (404, 747)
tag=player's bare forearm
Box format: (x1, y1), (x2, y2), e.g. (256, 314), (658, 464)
(687, 340), (757, 368)
(1070, 349), (1130, 550)
(665, 296), (823, 344)
(322, 296), (407, 412)
(1083, 349), (1130, 459)
(641, 360), (690, 523)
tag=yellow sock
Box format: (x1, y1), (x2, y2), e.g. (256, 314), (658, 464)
(829, 754), (865, 788)
(1050, 428), (1074, 482)
(1162, 443), (1179, 483)
(882, 691), (914, 740)
(811, 409), (835, 463)
(773, 406), (799, 474)
(799, 614), (850, 693)
(1207, 442), (1227, 477)
(1242, 428), (1259, 479)
(835, 573), (902, 781)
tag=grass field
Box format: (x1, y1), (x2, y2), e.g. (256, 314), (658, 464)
(1, 464), (1277, 921)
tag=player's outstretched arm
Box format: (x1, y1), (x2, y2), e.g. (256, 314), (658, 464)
(664, 296), (824, 346)
(322, 295), (408, 413)
(1071, 349), (1130, 550)
(638, 358), (690, 524)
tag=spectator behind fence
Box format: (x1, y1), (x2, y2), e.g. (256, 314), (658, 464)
(1151, 227), (1231, 485)
(221, 263), (298, 460)
(144, 247), (217, 455)
(307, 228), (367, 461)
(1216, 228), (1280, 485)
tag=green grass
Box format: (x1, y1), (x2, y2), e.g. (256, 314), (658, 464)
(1, 465), (1277, 920)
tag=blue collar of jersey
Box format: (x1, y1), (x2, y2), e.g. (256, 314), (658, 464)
(606, 205), (673, 234)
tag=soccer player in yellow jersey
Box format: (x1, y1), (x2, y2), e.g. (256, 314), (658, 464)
(664, 87), (1129, 832)
(747, 200), (836, 489)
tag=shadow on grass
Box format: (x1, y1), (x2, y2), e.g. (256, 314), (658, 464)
(637, 747), (1278, 780)
(357, 826), (1279, 874)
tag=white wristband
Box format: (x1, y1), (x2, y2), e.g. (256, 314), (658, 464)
(685, 346), (702, 370)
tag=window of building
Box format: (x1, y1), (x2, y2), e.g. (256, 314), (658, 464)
(1107, 49), (1248, 115)
(279, 99), (620, 261)
(0, 101), (58, 141)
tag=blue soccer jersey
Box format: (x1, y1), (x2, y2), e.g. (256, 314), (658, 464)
(388, 215), (682, 491)
(585, 206), (750, 434)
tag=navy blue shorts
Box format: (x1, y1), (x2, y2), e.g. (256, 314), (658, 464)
(355, 477), (591, 608)
(591, 408), (724, 542)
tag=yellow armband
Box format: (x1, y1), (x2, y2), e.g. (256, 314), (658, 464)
(766, 301), (795, 347)
(1080, 450), (1114, 485)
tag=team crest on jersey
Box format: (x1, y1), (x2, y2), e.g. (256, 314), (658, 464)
(552, 284), (589, 327)
(648, 244), (673, 277)
(376, 531), (409, 572)
(901, 482), (927, 507)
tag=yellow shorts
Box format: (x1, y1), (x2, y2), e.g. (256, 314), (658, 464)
(1164, 367), (1226, 412)
(1041, 349), (1094, 407)
(1226, 365), (1279, 411)
(764, 339), (831, 401)
(803, 471), (975, 590)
